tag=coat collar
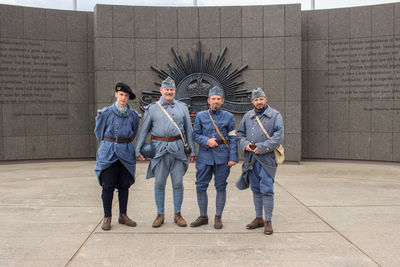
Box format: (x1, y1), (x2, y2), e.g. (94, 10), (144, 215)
(112, 103), (130, 117)
(159, 97), (175, 106)
(249, 105), (272, 119)
(209, 107), (221, 115)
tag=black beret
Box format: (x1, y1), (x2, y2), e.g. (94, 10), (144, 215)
(115, 82), (136, 100)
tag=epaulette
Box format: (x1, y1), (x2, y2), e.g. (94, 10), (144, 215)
(97, 106), (111, 115)
(143, 102), (156, 111)
(130, 108), (142, 118)
(175, 99), (189, 107)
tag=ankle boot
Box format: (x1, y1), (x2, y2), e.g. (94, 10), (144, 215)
(152, 214), (165, 228)
(246, 217), (264, 229)
(214, 215), (223, 229)
(190, 216), (208, 227)
(101, 217), (111, 231)
(174, 212), (187, 227)
(118, 214), (137, 227)
(264, 220), (273, 235)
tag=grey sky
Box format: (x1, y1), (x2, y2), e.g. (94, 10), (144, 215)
(0, 0), (397, 11)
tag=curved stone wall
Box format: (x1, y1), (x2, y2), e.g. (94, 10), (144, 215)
(302, 3), (400, 161)
(2, 2), (399, 162)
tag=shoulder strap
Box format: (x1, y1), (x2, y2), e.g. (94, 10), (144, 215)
(157, 101), (187, 145)
(208, 110), (229, 149)
(255, 115), (271, 139)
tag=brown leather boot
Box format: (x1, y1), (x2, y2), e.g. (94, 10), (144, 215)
(214, 215), (223, 229)
(246, 217), (264, 229)
(190, 216), (208, 227)
(264, 220), (273, 235)
(152, 214), (165, 228)
(101, 217), (111, 231)
(118, 214), (137, 227)
(174, 212), (187, 227)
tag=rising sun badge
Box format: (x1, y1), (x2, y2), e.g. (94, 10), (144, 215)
(140, 42), (252, 115)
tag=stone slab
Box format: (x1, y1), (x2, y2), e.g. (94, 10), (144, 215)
(199, 7), (220, 38)
(263, 5), (284, 37)
(134, 7), (156, 38)
(112, 6), (134, 38)
(284, 5), (300, 37)
(0, 4), (23, 38)
(372, 4), (394, 37)
(23, 7), (45, 40)
(156, 7), (178, 38)
(350, 6), (371, 38)
(328, 8), (350, 39)
(242, 38), (263, 70)
(67, 11), (88, 42)
(178, 7), (198, 38)
(221, 7), (241, 38)
(242, 6), (263, 37)
(45, 9), (67, 41)
(94, 5), (112, 38)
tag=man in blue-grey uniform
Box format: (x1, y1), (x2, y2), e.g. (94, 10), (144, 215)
(190, 86), (238, 229)
(236, 88), (284, 235)
(136, 77), (196, 228)
(94, 82), (141, 231)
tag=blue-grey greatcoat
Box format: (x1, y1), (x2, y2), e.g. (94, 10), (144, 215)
(236, 105), (284, 192)
(135, 98), (196, 179)
(94, 103), (141, 185)
(193, 108), (238, 165)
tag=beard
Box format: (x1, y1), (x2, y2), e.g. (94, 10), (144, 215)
(211, 103), (221, 110)
(254, 104), (265, 112)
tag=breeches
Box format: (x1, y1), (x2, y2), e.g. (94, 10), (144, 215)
(100, 160), (132, 191)
(195, 162), (231, 192)
(153, 153), (185, 189)
(248, 161), (274, 196)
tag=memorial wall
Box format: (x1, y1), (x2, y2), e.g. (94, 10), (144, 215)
(93, 4), (302, 162)
(0, 4), (94, 160)
(302, 3), (400, 161)
(2, 2), (399, 162)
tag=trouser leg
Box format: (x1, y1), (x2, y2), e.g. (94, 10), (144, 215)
(118, 189), (128, 214)
(252, 192), (263, 218)
(215, 191), (226, 216)
(170, 156), (186, 213)
(100, 162), (120, 218)
(197, 191), (208, 216)
(116, 161), (133, 215)
(102, 188), (114, 217)
(263, 195), (274, 221)
(195, 162), (213, 216)
(214, 164), (230, 216)
(153, 158), (168, 215)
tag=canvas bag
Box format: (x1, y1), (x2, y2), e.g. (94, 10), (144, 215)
(255, 115), (285, 164)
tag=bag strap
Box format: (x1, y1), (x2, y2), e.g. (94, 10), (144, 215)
(157, 101), (187, 145)
(255, 115), (272, 139)
(208, 109), (229, 149)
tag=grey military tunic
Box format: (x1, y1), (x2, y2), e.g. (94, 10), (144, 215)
(135, 98), (196, 179)
(236, 105), (284, 190)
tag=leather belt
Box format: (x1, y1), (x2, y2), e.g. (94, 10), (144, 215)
(152, 135), (181, 142)
(216, 139), (228, 145)
(103, 137), (133, 143)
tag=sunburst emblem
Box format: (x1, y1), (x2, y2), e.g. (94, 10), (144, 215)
(140, 42), (252, 114)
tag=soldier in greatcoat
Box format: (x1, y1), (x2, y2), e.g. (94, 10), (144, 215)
(236, 88), (284, 235)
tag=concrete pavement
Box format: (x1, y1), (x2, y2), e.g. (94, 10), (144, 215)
(0, 160), (399, 266)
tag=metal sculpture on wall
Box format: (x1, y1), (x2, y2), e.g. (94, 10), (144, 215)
(140, 42), (252, 114)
